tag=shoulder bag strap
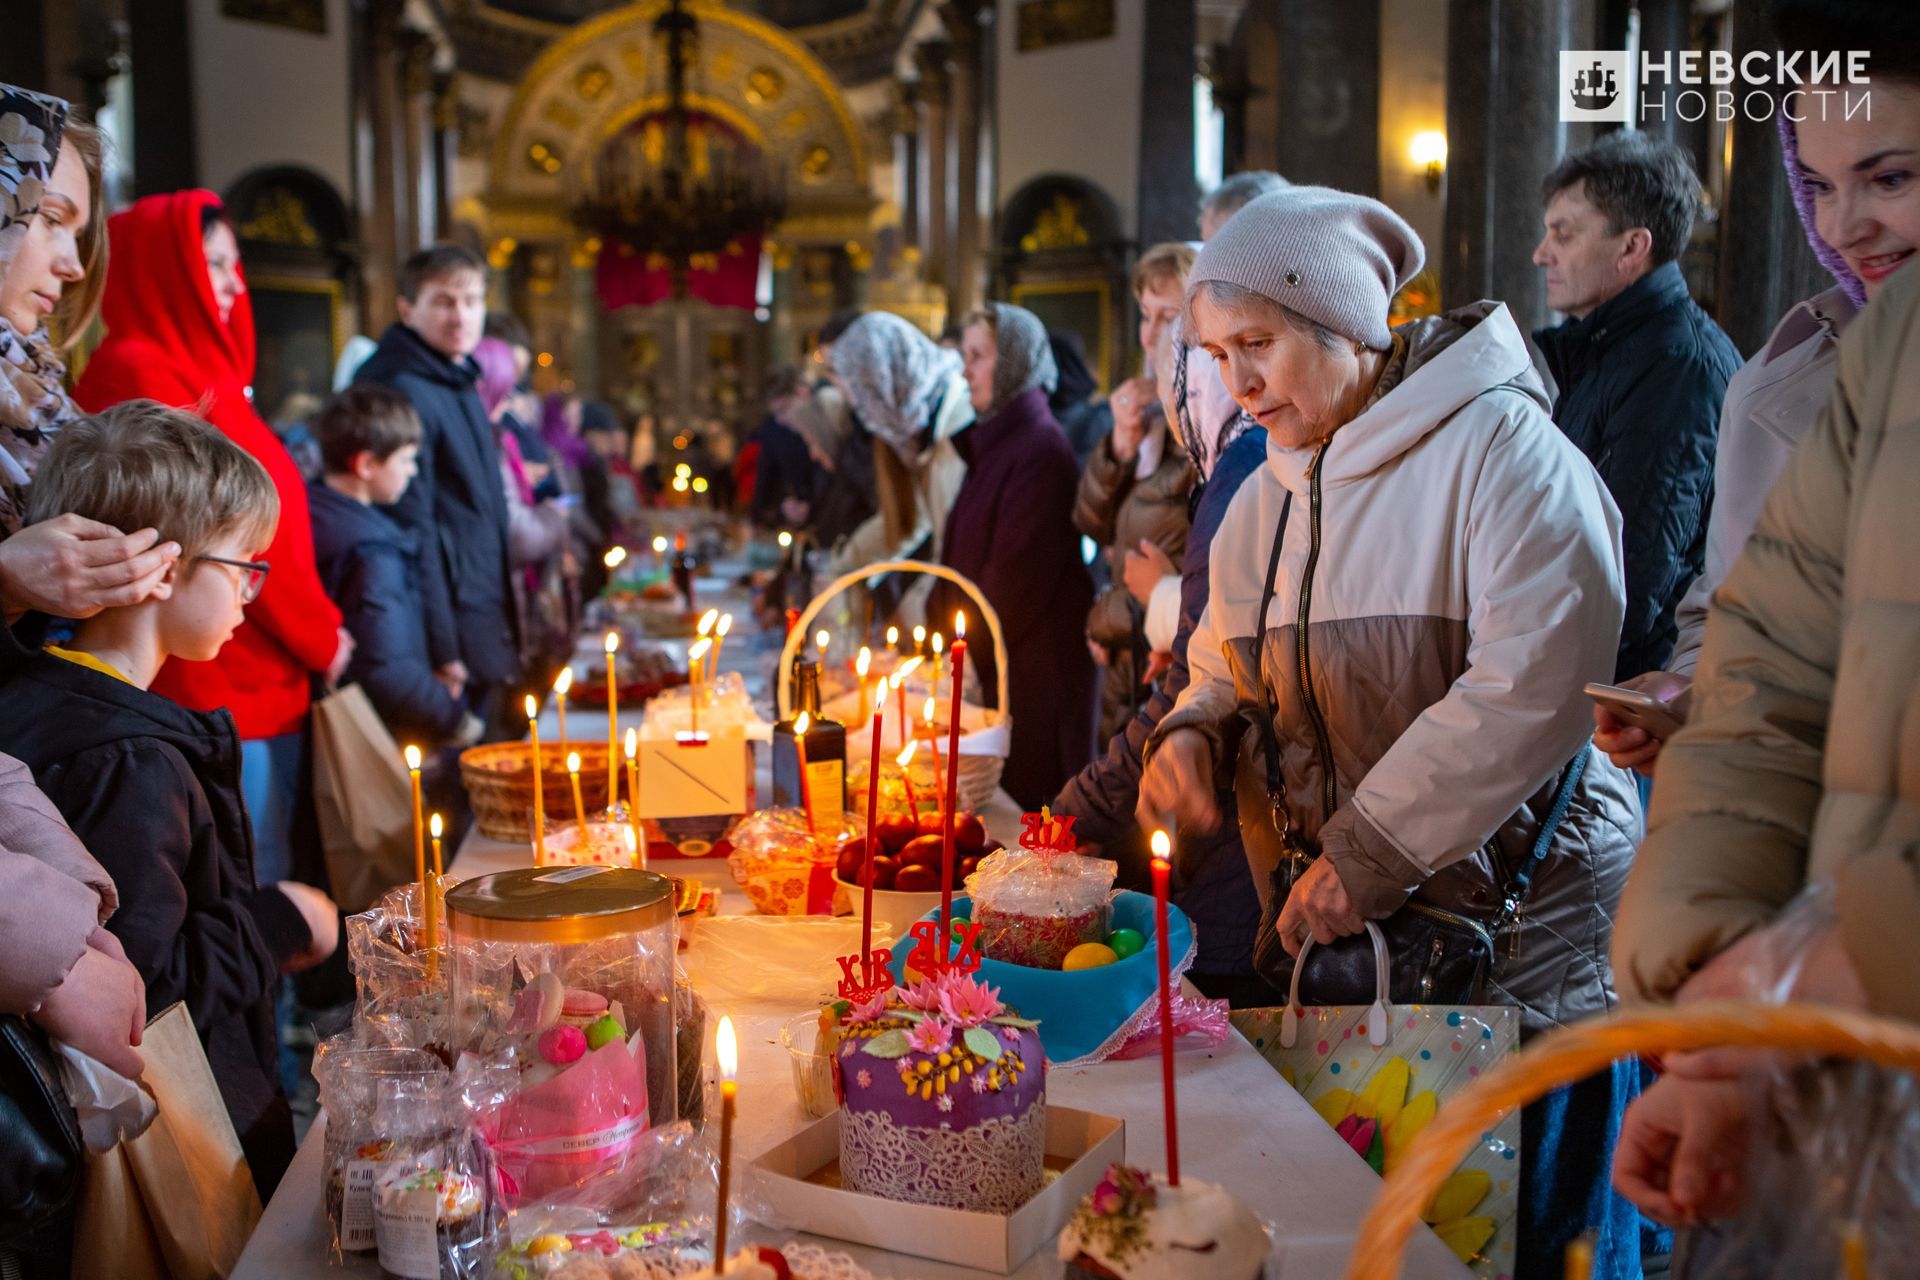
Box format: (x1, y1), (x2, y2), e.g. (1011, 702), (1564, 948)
(1492, 745), (1591, 937)
(1251, 491), (1294, 837)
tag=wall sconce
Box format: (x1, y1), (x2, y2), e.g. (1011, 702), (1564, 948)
(1410, 131), (1448, 195)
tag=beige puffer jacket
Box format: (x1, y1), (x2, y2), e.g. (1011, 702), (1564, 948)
(1614, 261), (1920, 1025)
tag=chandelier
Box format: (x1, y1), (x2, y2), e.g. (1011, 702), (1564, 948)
(572, 0), (786, 277)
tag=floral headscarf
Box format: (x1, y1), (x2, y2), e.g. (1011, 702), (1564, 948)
(0, 84), (80, 538)
(978, 302), (1058, 417)
(827, 311), (962, 455)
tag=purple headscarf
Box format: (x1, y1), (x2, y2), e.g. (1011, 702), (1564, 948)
(471, 336), (518, 418)
(540, 393), (594, 469)
(1778, 114), (1868, 308)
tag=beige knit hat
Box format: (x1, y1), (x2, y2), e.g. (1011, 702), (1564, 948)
(1187, 185), (1425, 350)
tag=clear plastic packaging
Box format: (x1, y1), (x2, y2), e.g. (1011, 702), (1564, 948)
(347, 881), (455, 1053)
(1106, 990), (1232, 1061)
(313, 1038), (450, 1263)
(445, 868), (679, 1207)
(369, 1073), (498, 1279)
(965, 849), (1116, 969)
(640, 673), (763, 740)
(724, 808), (856, 916)
(677, 916), (865, 1011)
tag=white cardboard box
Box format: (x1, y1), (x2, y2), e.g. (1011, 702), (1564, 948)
(750, 1106), (1125, 1274)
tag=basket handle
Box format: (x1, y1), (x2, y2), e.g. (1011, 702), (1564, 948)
(1347, 1000), (1920, 1279)
(776, 559), (1012, 722)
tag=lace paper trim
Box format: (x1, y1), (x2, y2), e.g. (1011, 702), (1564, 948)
(841, 1100), (1046, 1214)
(1054, 933), (1199, 1070)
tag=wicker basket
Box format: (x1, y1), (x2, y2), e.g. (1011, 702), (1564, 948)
(778, 560), (1012, 815)
(458, 740), (618, 842)
(1347, 1001), (1920, 1279)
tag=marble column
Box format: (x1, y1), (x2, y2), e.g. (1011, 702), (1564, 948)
(398, 28), (435, 257)
(767, 240), (798, 367)
(891, 80), (921, 255)
(942, 1), (989, 317)
(914, 39), (952, 291)
(431, 70), (459, 242)
(1270, 0), (1380, 195)
(359, 0), (406, 333)
(1137, 0), (1199, 244)
(1442, 0), (1597, 334)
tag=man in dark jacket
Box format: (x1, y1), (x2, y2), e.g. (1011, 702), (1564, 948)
(356, 245), (520, 728)
(1532, 132), (1742, 680)
(1054, 421), (1271, 1000)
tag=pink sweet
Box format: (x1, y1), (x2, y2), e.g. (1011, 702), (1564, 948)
(561, 989), (608, 1019)
(539, 1025), (588, 1065)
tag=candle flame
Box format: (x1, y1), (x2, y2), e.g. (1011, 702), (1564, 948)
(567, 751), (582, 775)
(924, 696), (936, 724)
(815, 628), (830, 653)
(697, 609), (719, 637)
(429, 812), (443, 839)
(954, 612), (966, 639)
(794, 711), (811, 736)
(404, 744), (422, 771)
(554, 667), (573, 695)
(895, 656), (924, 682)
(716, 1015), (738, 1080)
(716, 613), (733, 637)
(897, 741), (918, 768)
(604, 630), (620, 655)
(931, 633), (943, 655)
(524, 694), (539, 720)
(652, 535), (668, 553)
(855, 646), (871, 677)
(688, 637), (713, 662)
(603, 546), (627, 569)
(913, 625), (926, 645)
(778, 531), (793, 548)
(1150, 829), (1172, 864)
(625, 727), (638, 760)
(886, 625), (899, 647)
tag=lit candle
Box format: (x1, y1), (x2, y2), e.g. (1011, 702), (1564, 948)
(714, 1016), (738, 1273)
(552, 667), (572, 744)
(1563, 1237), (1593, 1280)
(566, 751), (588, 830)
(404, 744), (425, 899)
(855, 646), (872, 724)
(426, 813), (444, 979)
(896, 741), (921, 819)
(603, 545), (627, 572)
(862, 684), (884, 967)
(625, 727), (642, 869)
(604, 631), (621, 806)
(792, 711), (815, 831)
(687, 637), (713, 739)
(924, 696), (946, 805)
(651, 534), (668, 564)
(940, 612), (967, 957)
(912, 624), (926, 656)
(815, 628), (830, 663)
(892, 671), (910, 751)
(695, 609), (719, 684)
(885, 624), (899, 653)
(525, 695), (546, 863)
(930, 631), (944, 691)
(710, 612), (733, 679)
(1150, 830), (1180, 1186)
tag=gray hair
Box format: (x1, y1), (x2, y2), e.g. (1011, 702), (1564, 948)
(1199, 171), (1290, 227)
(1186, 279), (1356, 355)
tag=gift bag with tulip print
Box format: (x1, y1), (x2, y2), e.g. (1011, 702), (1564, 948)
(1230, 923), (1521, 1278)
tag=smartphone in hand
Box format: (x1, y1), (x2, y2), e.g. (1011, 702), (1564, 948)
(1584, 682), (1684, 737)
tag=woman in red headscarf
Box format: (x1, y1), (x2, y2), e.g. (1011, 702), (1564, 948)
(74, 190), (349, 893)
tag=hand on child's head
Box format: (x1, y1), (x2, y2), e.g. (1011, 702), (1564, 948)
(0, 515), (180, 620)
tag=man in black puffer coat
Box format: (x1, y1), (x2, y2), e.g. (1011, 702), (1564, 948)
(1533, 133), (1742, 680)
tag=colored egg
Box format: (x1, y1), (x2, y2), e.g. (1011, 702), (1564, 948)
(539, 1025), (588, 1065)
(1106, 928), (1146, 959)
(1062, 942), (1119, 971)
(526, 1234), (571, 1255)
(584, 1013), (624, 1051)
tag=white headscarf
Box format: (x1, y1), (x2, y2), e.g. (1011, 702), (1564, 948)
(827, 312), (962, 456)
(979, 302), (1058, 416)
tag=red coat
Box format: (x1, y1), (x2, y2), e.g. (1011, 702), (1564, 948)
(74, 190), (342, 739)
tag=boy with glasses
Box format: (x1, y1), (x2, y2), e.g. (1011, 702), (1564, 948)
(0, 399), (339, 1196)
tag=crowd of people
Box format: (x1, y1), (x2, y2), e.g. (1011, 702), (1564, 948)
(2, 0), (1919, 1274)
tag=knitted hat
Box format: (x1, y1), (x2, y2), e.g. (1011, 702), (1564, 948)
(1187, 186), (1425, 350)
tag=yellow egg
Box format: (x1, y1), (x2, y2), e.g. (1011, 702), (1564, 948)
(1062, 942), (1119, 971)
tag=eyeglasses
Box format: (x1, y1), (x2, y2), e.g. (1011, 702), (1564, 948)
(195, 555), (271, 603)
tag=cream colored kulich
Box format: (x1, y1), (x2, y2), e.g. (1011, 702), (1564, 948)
(1058, 1173), (1269, 1279)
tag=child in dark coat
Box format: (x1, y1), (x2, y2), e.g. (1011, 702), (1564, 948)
(0, 401), (341, 1196)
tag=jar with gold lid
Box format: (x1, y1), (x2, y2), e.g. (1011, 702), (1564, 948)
(445, 866), (677, 1204)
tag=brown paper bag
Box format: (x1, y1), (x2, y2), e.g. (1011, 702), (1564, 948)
(72, 1004), (262, 1279)
(312, 682), (415, 912)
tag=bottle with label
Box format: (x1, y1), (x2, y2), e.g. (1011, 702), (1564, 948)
(772, 660), (846, 823)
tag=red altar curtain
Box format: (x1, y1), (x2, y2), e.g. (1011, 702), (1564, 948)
(595, 234), (762, 311)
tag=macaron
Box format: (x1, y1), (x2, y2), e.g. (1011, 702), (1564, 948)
(539, 1024), (588, 1066)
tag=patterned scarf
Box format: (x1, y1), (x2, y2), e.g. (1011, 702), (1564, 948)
(981, 302), (1058, 416)
(827, 312), (962, 457)
(0, 84), (79, 538)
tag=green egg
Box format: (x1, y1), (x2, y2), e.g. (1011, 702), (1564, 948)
(585, 1013), (625, 1050)
(1107, 928), (1146, 959)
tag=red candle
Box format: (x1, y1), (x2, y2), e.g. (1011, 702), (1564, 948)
(862, 686), (884, 969)
(1150, 829), (1180, 1186)
(940, 612), (967, 958)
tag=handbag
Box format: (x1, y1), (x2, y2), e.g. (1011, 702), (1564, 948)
(311, 683), (417, 913)
(1240, 486), (1590, 1005)
(0, 1014), (83, 1236)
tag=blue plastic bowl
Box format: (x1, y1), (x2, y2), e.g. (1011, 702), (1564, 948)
(886, 890), (1194, 1065)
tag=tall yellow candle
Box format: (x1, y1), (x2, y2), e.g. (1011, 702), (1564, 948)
(710, 612), (733, 681)
(930, 632), (944, 693)
(525, 695), (545, 863)
(425, 813), (444, 979)
(912, 624), (926, 655)
(854, 646), (872, 724)
(552, 667), (572, 744)
(714, 1016), (738, 1272)
(686, 637), (713, 739)
(404, 744), (425, 906)
(625, 727), (643, 869)
(815, 629), (830, 664)
(566, 751), (588, 830)
(696, 609), (720, 684)
(604, 632), (622, 807)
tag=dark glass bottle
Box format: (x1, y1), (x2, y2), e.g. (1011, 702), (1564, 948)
(671, 533), (695, 611)
(772, 660), (846, 823)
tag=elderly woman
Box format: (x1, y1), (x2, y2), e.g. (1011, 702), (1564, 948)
(1136, 187), (1646, 1273)
(941, 303), (1097, 808)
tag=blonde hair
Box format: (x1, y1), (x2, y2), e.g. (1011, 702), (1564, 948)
(1131, 242), (1197, 301)
(26, 400), (279, 561)
(47, 117), (109, 351)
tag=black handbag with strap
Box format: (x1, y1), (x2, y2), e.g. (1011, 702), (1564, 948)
(1240, 477), (1590, 1007)
(0, 1013), (84, 1236)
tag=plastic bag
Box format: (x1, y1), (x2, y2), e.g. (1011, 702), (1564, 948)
(965, 849), (1116, 969)
(641, 673), (767, 741)
(724, 808), (857, 916)
(678, 915), (865, 1011)
(673, 977), (708, 1130)
(313, 1037), (450, 1263)
(54, 1041), (156, 1151)
(348, 880), (455, 1053)
(370, 1071), (499, 1279)
(1105, 990), (1232, 1060)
